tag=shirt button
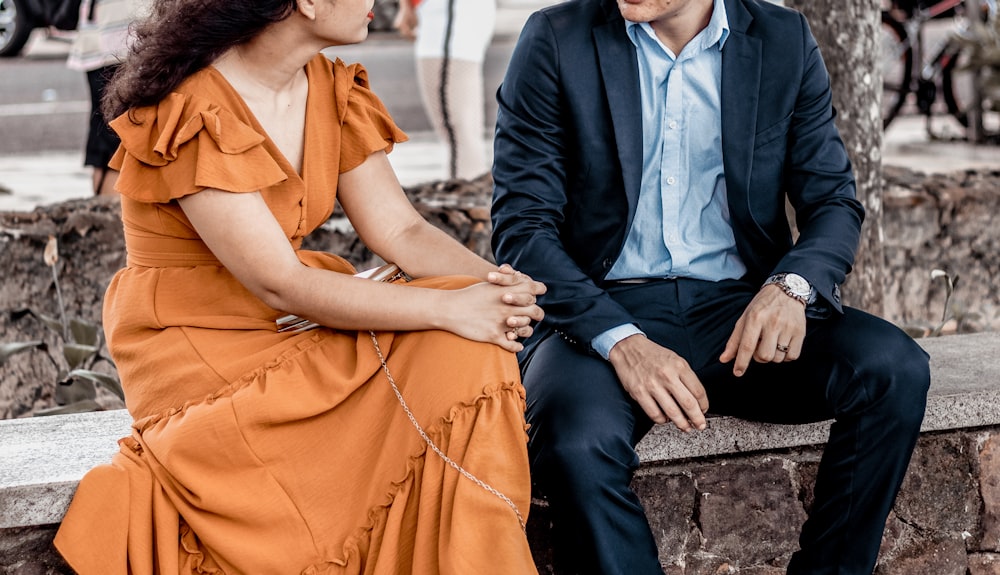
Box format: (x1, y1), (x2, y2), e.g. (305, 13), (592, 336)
(667, 176), (676, 185)
(668, 120), (678, 130)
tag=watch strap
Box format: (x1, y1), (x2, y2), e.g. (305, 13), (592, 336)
(764, 273), (813, 306)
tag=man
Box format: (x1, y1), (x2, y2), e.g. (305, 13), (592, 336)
(490, 0), (931, 573)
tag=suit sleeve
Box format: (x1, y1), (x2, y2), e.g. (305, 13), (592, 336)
(772, 12), (865, 313)
(491, 12), (638, 348)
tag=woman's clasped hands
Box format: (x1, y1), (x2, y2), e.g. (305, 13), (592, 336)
(452, 264), (546, 353)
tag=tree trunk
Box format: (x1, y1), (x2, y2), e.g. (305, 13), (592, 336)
(784, 0), (885, 315)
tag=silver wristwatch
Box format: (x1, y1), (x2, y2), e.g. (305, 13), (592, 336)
(764, 272), (815, 306)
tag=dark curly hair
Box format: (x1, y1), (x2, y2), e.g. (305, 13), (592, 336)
(102, 0), (299, 122)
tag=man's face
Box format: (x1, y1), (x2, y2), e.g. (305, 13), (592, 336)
(616, 0), (704, 25)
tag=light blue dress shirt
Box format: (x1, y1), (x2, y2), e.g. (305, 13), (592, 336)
(593, 0), (748, 359)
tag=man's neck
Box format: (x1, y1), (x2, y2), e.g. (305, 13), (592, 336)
(649, 0), (715, 56)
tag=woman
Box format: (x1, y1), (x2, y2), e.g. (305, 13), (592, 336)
(66, 0), (148, 195)
(393, 0), (496, 180)
(53, 0), (544, 573)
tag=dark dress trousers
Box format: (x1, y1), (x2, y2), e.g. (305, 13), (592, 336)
(491, 0), (931, 573)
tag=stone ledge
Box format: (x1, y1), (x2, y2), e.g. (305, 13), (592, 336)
(637, 330), (1000, 463)
(1, 332), (997, 531)
(0, 409), (132, 530)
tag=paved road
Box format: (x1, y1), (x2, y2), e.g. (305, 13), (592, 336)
(0, 41), (92, 156)
(0, 6), (536, 156)
(0, 1), (544, 210)
(3, 1), (1000, 213)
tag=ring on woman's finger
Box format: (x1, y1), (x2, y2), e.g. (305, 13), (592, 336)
(776, 343), (790, 353)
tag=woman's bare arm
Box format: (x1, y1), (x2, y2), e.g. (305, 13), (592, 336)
(336, 151), (500, 280)
(177, 156), (544, 350)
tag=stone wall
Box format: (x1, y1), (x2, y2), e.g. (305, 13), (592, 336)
(882, 166), (1000, 335)
(1, 167), (998, 418)
(528, 428), (1000, 574)
(3, 425), (999, 574)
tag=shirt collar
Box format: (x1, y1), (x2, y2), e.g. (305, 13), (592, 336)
(625, 0), (730, 54)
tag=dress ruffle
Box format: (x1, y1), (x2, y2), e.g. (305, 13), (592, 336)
(108, 91), (287, 202)
(303, 382), (529, 575)
(107, 57), (407, 204)
(332, 59), (408, 173)
(56, 332), (534, 575)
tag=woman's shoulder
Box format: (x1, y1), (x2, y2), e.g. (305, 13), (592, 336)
(173, 65), (250, 112)
(108, 66), (286, 202)
(320, 55), (387, 123)
(319, 54), (408, 172)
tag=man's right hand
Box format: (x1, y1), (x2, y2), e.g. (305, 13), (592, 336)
(607, 334), (709, 432)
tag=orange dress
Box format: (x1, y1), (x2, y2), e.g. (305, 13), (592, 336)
(53, 55), (537, 575)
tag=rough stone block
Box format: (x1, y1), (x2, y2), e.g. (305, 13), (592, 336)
(738, 567), (786, 575)
(894, 434), (981, 535)
(979, 433), (1000, 551)
(878, 512), (908, 562)
(526, 500), (555, 574)
(692, 459), (805, 566)
(970, 552), (1000, 575)
(876, 532), (968, 575)
(633, 471), (696, 564)
(0, 525), (70, 575)
(682, 553), (734, 575)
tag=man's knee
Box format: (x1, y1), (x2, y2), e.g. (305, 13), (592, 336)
(530, 419), (641, 500)
(522, 343), (642, 489)
(835, 314), (930, 425)
(870, 330), (929, 424)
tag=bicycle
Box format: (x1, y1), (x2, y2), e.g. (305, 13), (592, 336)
(881, 0), (999, 140)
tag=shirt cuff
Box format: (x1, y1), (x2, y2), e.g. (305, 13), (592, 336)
(591, 323), (645, 360)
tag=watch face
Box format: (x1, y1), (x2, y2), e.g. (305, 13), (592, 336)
(784, 273), (811, 296)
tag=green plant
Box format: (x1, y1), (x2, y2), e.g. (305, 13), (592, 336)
(901, 268), (982, 338)
(0, 235), (123, 415)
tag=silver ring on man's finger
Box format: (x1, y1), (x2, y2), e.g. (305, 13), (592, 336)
(776, 343), (790, 353)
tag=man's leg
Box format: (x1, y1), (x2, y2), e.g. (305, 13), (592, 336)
(521, 332), (663, 575)
(694, 305), (930, 575)
(614, 278), (929, 574)
(525, 277), (928, 574)
(521, 279), (737, 574)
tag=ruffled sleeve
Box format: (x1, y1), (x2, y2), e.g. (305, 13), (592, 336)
(108, 92), (288, 203)
(333, 60), (408, 174)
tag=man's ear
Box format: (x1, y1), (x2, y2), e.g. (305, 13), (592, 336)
(297, 0), (318, 21)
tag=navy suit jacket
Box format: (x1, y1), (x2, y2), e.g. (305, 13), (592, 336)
(491, 0), (865, 351)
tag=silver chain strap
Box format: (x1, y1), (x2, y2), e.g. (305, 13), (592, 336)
(367, 330), (526, 532)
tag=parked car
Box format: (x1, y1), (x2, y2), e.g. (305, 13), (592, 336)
(0, 0), (64, 58)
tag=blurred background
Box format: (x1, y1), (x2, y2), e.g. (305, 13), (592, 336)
(2, 0), (999, 211)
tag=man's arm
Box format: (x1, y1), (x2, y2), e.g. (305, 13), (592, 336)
(722, 12), (863, 375)
(491, 11), (709, 431)
(491, 12), (637, 346)
(770, 12), (865, 311)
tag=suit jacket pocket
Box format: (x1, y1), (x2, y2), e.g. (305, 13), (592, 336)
(753, 114), (793, 149)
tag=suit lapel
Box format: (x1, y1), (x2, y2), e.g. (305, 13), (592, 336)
(721, 0), (761, 202)
(594, 11), (643, 225)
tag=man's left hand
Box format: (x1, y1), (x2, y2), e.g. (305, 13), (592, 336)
(719, 285), (806, 376)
